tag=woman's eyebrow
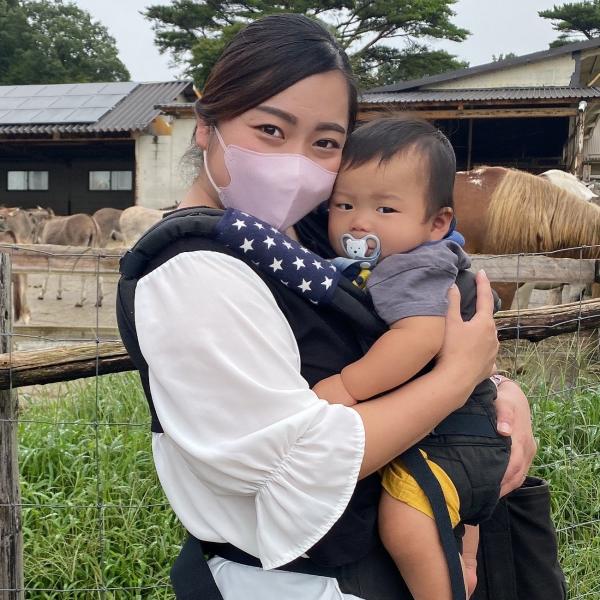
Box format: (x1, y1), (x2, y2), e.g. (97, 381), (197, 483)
(255, 105), (346, 134)
(255, 105), (298, 124)
(315, 122), (346, 135)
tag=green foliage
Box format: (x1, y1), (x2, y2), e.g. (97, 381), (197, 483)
(492, 52), (518, 62)
(540, 0), (600, 46)
(144, 0), (470, 89)
(15, 334), (600, 597)
(354, 43), (468, 88)
(0, 0), (129, 85)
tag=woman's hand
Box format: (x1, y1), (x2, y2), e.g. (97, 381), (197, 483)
(437, 271), (499, 389)
(496, 379), (537, 496)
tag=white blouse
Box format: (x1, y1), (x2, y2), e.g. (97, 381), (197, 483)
(134, 250), (367, 598)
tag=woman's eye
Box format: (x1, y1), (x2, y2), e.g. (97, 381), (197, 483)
(315, 139), (340, 150)
(376, 206), (397, 214)
(258, 124), (284, 138)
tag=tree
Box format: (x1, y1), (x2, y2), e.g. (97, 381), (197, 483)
(0, 0), (130, 85)
(144, 1), (470, 89)
(492, 52), (518, 62)
(539, 1), (600, 47)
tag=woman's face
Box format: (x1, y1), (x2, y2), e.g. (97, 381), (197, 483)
(196, 70), (350, 192)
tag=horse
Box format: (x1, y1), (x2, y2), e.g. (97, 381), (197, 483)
(119, 206), (164, 247)
(37, 214), (103, 307)
(0, 207), (36, 323)
(92, 207), (124, 247)
(453, 167), (600, 309)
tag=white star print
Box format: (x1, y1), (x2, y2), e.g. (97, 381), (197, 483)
(263, 236), (276, 249)
(251, 260), (260, 267)
(280, 280), (289, 286)
(300, 247), (310, 254)
(321, 276), (333, 290)
(269, 258), (283, 272)
(254, 222), (264, 230)
(298, 279), (312, 293)
(309, 299), (319, 305)
(293, 257), (305, 270)
(270, 227), (279, 234)
(232, 219), (246, 231)
(312, 260), (323, 270)
(282, 241), (293, 250)
(329, 264), (337, 271)
(240, 238), (254, 253)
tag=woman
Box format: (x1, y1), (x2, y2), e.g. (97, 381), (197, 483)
(119, 14), (538, 599)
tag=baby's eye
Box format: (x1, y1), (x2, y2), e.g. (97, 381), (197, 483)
(315, 139), (341, 150)
(258, 124), (284, 138)
(335, 202), (353, 210)
(376, 206), (397, 214)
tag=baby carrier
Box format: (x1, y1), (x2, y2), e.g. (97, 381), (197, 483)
(117, 206), (566, 600)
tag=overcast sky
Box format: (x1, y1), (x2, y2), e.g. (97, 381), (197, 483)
(73, 0), (568, 82)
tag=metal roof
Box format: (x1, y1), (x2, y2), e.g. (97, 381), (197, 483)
(0, 81), (194, 136)
(361, 87), (600, 104)
(369, 37), (600, 94)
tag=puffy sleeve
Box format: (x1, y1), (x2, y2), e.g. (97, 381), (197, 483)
(135, 250), (365, 570)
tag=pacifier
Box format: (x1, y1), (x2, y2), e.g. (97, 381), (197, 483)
(340, 233), (381, 269)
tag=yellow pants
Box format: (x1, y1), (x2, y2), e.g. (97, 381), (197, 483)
(381, 450), (461, 527)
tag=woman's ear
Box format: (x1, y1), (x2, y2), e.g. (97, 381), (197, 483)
(431, 207), (454, 239)
(195, 118), (211, 150)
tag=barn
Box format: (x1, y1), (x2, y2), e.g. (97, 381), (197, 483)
(0, 81), (197, 215)
(361, 38), (600, 176)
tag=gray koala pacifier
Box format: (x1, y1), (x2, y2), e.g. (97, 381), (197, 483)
(340, 233), (381, 269)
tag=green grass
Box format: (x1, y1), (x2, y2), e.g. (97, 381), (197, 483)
(14, 334), (600, 598)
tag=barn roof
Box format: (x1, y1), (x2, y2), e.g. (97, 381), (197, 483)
(370, 37), (600, 93)
(361, 86), (600, 104)
(0, 81), (194, 136)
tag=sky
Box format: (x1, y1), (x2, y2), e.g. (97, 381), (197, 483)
(73, 0), (568, 82)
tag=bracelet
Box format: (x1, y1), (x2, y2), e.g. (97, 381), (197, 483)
(490, 374), (511, 388)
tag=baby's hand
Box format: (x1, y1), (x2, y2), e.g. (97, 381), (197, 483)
(313, 374), (357, 406)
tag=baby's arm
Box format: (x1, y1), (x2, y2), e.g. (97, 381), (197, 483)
(341, 316), (445, 401)
(313, 315), (445, 405)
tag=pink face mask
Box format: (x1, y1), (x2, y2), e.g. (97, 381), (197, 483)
(204, 128), (337, 231)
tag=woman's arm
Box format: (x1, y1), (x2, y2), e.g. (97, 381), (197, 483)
(354, 272), (499, 477)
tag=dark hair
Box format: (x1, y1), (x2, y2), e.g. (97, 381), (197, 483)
(341, 117), (456, 218)
(195, 14), (357, 131)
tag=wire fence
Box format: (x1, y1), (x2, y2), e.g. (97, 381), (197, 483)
(0, 244), (598, 599)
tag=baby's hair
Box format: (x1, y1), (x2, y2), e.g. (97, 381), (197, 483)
(342, 116), (456, 218)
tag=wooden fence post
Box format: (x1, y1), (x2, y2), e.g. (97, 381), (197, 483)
(0, 253), (23, 600)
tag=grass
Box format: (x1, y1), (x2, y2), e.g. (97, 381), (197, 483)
(12, 333), (600, 599)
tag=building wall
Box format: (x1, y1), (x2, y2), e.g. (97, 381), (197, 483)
(426, 55), (575, 90)
(584, 120), (600, 158)
(0, 142), (135, 214)
(135, 117), (195, 209)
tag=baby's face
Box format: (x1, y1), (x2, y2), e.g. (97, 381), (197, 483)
(328, 150), (441, 260)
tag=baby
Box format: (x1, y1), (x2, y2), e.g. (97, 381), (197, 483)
(313, 117), (510, 600)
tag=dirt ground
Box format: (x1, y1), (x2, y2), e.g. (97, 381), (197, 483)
(14, 273), (119, 350)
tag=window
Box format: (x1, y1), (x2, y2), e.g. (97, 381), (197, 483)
(89, 170), (132, 191)
(7, 170), (48, 191)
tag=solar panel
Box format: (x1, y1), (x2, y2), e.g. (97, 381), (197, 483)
(0, 82), (139, 125)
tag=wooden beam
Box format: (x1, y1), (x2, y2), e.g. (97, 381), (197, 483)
(469, 255), (598, 285)
(0, 300), (599, 389)
(0, 245), (125, 276)
(13, 324), (120, 341)
(0, 254), (23, 600)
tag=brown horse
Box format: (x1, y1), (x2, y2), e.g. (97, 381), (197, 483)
(453, 167), (600, 309)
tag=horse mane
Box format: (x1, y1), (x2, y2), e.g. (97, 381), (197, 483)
(486, 169), (600, 258)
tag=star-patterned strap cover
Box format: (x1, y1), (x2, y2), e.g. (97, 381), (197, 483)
(214, 208), (341, 306)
